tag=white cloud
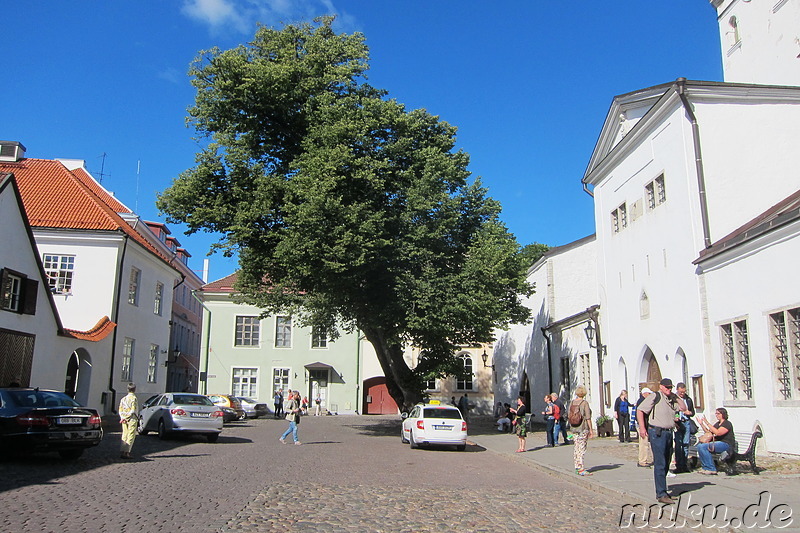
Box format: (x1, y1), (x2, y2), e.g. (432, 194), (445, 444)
(181, 0), (359, 35)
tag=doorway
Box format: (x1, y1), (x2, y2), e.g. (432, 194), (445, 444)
(639, 347), (662, 393)
(65, 352), (79, 398)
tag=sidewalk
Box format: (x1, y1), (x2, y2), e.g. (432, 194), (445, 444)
(467, 418), (799, 530)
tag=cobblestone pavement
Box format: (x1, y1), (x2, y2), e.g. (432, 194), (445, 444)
(0, 415), (676, 532)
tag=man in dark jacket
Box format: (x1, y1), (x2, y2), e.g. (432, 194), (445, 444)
(673, 382), (696, 473)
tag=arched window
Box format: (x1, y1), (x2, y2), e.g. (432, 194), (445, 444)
(457, 354), (473, 391)
(640, 291), (650, 319)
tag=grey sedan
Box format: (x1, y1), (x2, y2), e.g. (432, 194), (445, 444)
(138, 393), (223, 442)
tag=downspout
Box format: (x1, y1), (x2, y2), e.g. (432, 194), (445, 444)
(108, 233), (130, 414)
(192, 289), (212, 395)
(355, 332), (362, 414)
(582, 181), (594, 197)
(675, 77), (712, 248)
(541, 327), (554, 395)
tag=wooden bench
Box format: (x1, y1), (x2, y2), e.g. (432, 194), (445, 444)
(688, 430), (762, 475)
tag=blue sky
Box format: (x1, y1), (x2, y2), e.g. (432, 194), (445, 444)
(3, 1), (723, 282)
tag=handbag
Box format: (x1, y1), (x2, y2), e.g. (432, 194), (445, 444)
(689, 418), (699, 434)
(698, 432), (713, 443)
(285, 412), (295, 422)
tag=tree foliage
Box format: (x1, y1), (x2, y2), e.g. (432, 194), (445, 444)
(157, 17), (533, 409)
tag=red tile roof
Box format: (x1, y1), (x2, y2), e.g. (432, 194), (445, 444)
(201, 272), (239, 293)
(63, 316), (117, 342)
(0, 158), (176, 268)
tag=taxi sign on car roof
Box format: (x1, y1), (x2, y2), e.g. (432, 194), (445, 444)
(428, 400), (441, 405)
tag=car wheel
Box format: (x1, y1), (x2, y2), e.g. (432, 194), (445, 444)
(409, 431), (418, 449)
(137, 416), (148, 435)
(58, 449), (83, 460)
(401, 429), (408, 444)
(206, 433), (220, 443)
(456, 444), (466, 451)
(157, 419), (168, 440)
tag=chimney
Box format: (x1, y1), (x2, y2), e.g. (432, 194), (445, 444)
(0, 141), (26, 162)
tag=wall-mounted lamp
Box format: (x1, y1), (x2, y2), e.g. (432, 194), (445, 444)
(480, 350), (494, 370)
(584, 321), (596, 348)
(164, 349), (181, 367)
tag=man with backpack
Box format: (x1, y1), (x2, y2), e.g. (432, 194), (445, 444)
(551, 392), (570, 445)
(673, 382), (696, 473)
(636, 378), (687, 504)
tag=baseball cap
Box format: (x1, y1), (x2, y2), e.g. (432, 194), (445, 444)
(640, 387), (653, 394)
(660, 378), (674, 388)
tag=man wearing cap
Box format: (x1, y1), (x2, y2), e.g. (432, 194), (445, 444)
(636, 387), (654, 467)
(636, 378), (687, 504)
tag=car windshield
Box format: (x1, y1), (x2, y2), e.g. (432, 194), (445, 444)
(422, 408), (462, 419)
(7, 390), (82, 408)
(173, 394), (214, 406)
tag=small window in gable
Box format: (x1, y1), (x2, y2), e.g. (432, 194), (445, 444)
(640, 291), (650, 319)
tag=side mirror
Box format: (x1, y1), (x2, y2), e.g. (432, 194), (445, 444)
(401, 412), (409, 419)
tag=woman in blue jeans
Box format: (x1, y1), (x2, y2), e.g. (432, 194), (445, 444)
(696, 407), (735, 474)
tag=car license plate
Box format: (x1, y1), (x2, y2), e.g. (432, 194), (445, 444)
(58, 417), (82, 425)
(433, 424), (453, 430)
(191, 412), (210, 418)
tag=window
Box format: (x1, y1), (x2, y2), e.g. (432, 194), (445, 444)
(275, 316), (292, 348)
(579, 353), (591, 396)
(645, 175), (666, 210)
(148, 344), (158, 383)
(128, 267), (141, 305)
(273, 368), (290, 392)
(122, 338), (134, 381)
(721, 320), (753, 401)
(43, 254), (74, 294)
(235, 316), (260, 346)
(0, 269), (22, 312)
(770, 308), (800, 401)
(692, 375), (705, 411)
(611, 203), (628, 233)
(424, 377), (437, 391)
(233, 368), (258, 397)
(728, 16), (741, 47)
(456, 354), (473, 391)
(154, 282), (164, 315)
(561, 357), (571, 399)
(311, 326), (328, 349)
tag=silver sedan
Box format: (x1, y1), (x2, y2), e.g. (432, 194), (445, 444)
(138, 393), (223, 442)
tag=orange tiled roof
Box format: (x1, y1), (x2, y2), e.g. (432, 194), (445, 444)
(63, 316), (116, 342)
(202, 272), (239, 293)
(0, 158), (175, 267)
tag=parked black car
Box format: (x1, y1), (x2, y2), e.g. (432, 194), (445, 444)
(0, 388), (103, 459)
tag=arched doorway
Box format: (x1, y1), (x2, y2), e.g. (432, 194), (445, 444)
(675, 348), (687, 386)
(519, 371), (531, 412)
(363, 376), (399, 415)
(639, 347), (662, 393)
(65, 352), (79, 398)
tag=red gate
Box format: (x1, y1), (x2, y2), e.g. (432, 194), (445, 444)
(363, 377), (398, 415)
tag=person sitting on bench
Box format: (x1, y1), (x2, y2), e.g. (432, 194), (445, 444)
(696, 407), (736, 475)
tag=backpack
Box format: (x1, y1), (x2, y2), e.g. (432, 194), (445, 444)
(568, 400), (584, 426)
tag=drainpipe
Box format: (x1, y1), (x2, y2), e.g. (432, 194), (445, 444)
(108, 233), (130, 414)
(582, 182), (594, 197)
(586, 305), (606, 417)
(355, 332), (362, 414)
(675, 77), (712, 248)
(541, 327), (554, 395)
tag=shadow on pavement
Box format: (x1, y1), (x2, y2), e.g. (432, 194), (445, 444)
(588, 463), (623, 472)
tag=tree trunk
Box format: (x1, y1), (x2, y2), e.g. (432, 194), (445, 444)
(361, 326), (423, 412)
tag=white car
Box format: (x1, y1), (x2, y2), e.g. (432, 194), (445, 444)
(401, 401), (468, 451)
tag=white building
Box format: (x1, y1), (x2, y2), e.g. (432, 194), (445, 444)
(711, 0), (800, 86)
(0, 143), (183, 414)
(494, 235), (598, 416)
(0, 171), (115, 409)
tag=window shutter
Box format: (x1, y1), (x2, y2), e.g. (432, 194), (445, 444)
(22, 278), (38, 315)
(0, 268), (10, 309)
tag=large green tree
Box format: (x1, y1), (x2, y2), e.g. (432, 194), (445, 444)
(157, 17), (532, 410)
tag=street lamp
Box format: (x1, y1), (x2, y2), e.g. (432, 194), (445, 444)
(481, 350), (494, 370)
(584, 321), (596, 348)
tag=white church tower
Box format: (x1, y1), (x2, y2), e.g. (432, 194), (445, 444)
(711, 0), (800, 86)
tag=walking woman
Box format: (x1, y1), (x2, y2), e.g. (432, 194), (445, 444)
(280, 391), (302, 445)
(118, 383), (138, 459)
(570, 386), (593, 475)
(510, 396), (527, 452)
(613, 389), (632, 443)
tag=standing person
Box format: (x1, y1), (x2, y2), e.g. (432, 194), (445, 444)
(494, 402), (504, 418)
(542, 395), (556, 447)
(636, 378), (687, 504)
(569, 386), (593, 476)
(301, 396), (309, 416)
(458, 394), (471, 422)
(551, 392), (569, 445)
(274, 389), (283, 419)
(280, 391), (302, 445)
(614, 390), (632, 443)
(118, 383), (138, 460)
(314, 394), (322, 416)
(451, 396), (457, 407)
(509, 396), (527, 452)
(636, 387), (654, 467)
(696, 407), (735, 475)
(673, 382), (695, 473)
